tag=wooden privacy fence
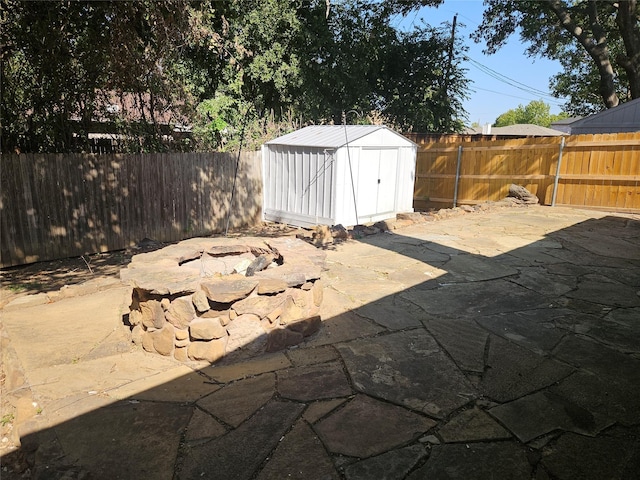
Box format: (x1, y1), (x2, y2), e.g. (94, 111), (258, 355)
(410, 132), (640, 213)
(1, 151), (262, 268)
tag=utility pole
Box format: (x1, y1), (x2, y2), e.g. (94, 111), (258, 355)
(443, 14), (457, 95)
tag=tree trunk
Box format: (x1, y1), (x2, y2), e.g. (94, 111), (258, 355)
(615, 0), (640, 100)
(548, 0), (620, 108)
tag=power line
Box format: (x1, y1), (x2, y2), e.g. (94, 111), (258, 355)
(470, 86), (565, 105)
(464, 55), (562, 101)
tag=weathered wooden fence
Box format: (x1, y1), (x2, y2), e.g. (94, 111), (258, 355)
(1, 151), (262, 267)
(408, 132), (640, 213)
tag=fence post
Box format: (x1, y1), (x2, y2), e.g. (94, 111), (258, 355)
(453, 145), (463, 207)
(551, 137), (565, 207)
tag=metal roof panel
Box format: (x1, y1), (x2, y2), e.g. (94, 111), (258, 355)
(265, 125), (389, 148)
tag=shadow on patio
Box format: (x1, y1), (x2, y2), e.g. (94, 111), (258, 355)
(2, 208), (640, 479)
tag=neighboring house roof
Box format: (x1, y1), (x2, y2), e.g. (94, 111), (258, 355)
(465, 124), (566, 136)
(550, 117), (582, 134)
(71, 91), (190, 131)
(265, 125), (415, 148)
(551, 117), (582, 126)
(567, 98), (640, 134)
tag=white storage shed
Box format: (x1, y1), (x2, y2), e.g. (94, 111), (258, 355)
(262, 125), (417, 228)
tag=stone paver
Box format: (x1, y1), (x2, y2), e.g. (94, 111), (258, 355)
(314, 394), (436, 458)
(52, 401), (192, 480)
(196, 373), (275, 427)
(480, 335), (574, 402)
(277, 362), (352, 401)
(3, 206), (640, 479)
(337, 330), (476, 418)
(439, 406), (511, 443)
(256, 420), (340, 480)
(423, 316), (488, 372)
(402, 278), (549, 318)
(178, 400), (304, 480)
(476, 309), (567, 355)
(541, 428), (640, 480)
(407, 442), (532, 479)
(344, 444), (426, 480)
(489, 390), (612, 443)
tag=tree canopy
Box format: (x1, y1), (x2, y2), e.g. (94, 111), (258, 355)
(493, 100), (568, 127)
(1, 0), (468, 153)
(473, 0), (640, 116)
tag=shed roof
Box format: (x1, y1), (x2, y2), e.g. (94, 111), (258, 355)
(265, 125), (414, 148)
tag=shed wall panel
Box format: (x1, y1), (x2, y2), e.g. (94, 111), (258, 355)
(263, 127), (416, 228)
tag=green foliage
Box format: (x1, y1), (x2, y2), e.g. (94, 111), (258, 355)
(1, 0), (196, 153)
(1, 0), (470, 153)
(494, 100), (568, 127)
(294, 1), (468, 132)
(473, 0), (640, 114)
(1, 413), (14, 426)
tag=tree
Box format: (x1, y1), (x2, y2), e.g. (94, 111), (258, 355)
(2, 0), (471, 153)
(293, 0), (468, 132)
(192, 0), (470, 141)
(493, 100), (568, 127)
(473, 0), (640, 114)
(1, 0), (200, 153)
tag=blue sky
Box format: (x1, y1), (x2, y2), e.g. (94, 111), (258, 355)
(394, 0), (567, 126)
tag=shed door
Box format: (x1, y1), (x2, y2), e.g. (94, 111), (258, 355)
(357, 148), (398, 217)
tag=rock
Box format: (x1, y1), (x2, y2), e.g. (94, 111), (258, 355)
(265, 328), (304, 352)
(174, 346), (189, 362)
(233, 294), (286, 319)
(257, 278), (288, 295)
(331, 224), (349, 240)
(207, 245), (251, 256)
(200, 275), (258, 303)
(312, 280), (323, 307)
(508, 184), (539, 204)
(313, 225), (333, 246)
(219, 311), (231, 326)
(192, 290), (210, 313)
(166, 296), (196, 329)
(246, 254), (272, 276)
(233, 258), (253, 275)
(140, 300), (165, 329)
(279, 296), (305, 325)
(151, 324), (175, 356)
(174, 328), (189, 341)
(397, 212), (424, 223)
(287, 315), (322, 337)
(129, 308), (142, 326)
(266, 307), (282, 323)
(190, 317), (227, 340)
(225, 314), (266, 355)
(188, 338), (227, 363)
(141, 331), (155, 353)
(419, 434), (441, 445)
(160, 298), (171, 310)
(131, 324), (144, 345)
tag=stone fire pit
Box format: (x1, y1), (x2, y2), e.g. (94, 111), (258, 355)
(120, 236), (325, 363)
